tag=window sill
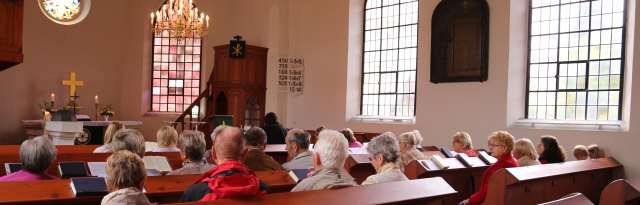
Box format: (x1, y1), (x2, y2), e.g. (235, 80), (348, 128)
(509, 119), (628, 132)
(349, 116), (416, 125)
(143, 112), (181, 118)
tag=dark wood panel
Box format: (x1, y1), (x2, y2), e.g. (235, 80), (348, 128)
(0, 0), (23, 70)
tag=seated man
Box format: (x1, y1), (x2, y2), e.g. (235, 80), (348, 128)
(181, 127), (266, 202)
(0, 136), (58, 182)
(242, 127), (283, 171)
(291, 129), (358, 192)
(282, 129), (313, 170)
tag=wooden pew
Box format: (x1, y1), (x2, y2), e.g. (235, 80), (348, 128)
(166, 177), (457, 205)
(264, 144), (288, 164)
(404, 157), (489, 205)
(599, 178), (640, 204)
(343, 153), (376, 184)
(0, 170), (296, 205)
(538, 193), (594, 205)
(0, 151), (183, 176)
(482, 158), (623, 205)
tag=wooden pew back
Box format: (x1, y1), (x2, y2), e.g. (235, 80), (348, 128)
(538, 193), (594, 205)
(167, 177), (457, 205)
(482, 158), (623, 205)
(599, 178), (640, 205)
(0, 170), (296, 205)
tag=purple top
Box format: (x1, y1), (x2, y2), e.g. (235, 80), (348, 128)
(0, 170), (58, 182)
(349, 141), (363, 148)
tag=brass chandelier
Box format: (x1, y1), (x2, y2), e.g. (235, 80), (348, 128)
(150, 0), (209, 38)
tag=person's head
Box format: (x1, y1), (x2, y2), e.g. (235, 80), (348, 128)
(452, 131), (473, 153)
(211, 127), (245, 164)
(156, 126), (178, 147)
(313, 129), (349, 169)
(340, 128), (356, 144)
(538, 135), (566, 163)
(573, 145), (589, 160)
(111, 129), (146, 157)
(397, 131), (422, 152)
(178, 130), (207, 162)
(244, 127), (268, 149)
(513, 138), (538, 160)
(587, 144), (606, 159)
(264, 112), (279, 126)
(103, 122), (124, 145)
(19, 136), (57, 173)
(285, 129), (310, 159)
(210, 125), (227, 146)
(315, 126), (326, 134)
(106, 150), (146, 191)
(487, 131), (515, 157)
(366, 133), (401, 172)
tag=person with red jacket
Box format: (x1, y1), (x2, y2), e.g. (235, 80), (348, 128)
(460, 131), (519, 205)
(181, 127), (266, 202)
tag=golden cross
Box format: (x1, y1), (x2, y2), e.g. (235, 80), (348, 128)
(62, 72), (84, 97)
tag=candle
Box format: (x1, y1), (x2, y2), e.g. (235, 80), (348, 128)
(94, 95), (99, 104)
(50, 93), (55, 102)
(150, 13), (154, 25)
(206, 15), (210, 28)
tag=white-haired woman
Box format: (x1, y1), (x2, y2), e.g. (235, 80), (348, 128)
(397, 130), (426, 166)
(0, 136), (58, 182)
(168, 130), (215, 175)
(362, 133), (408, 185)
(452, 131), (478, 157)
(291, 129), (357, 192)
(513, 138), (541, 166)
(111, 129), (146, 157)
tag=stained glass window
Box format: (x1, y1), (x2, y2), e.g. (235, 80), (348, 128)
(361, 0), (419, 118)
(526, 0), (626, 121)
(38, 0), (90, 25)
(151, 30), (202, 114)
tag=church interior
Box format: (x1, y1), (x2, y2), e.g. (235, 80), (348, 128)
(0, 0), (639, 204)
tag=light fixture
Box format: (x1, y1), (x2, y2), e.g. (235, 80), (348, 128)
(150, 0), (209, 38)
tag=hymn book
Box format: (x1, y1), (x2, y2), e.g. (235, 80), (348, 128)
(478, 151), (497, 165)
(455, 153), (485, 168)
(143, 156), (172, 175)
(87, 162), (107, 178)
(440, 147), (456, 158)
(70, 177), (108, 196)
(288, 169), (310, 182)
(3, 163), (22, 174)
(58, 161), (90, 178)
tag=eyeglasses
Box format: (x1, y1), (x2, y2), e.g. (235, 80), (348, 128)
(487, 143), (505, 148)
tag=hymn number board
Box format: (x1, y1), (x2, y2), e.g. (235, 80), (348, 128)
(278, 57), (305, 95)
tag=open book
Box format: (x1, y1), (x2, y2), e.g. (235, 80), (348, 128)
(420, 155), (450, 171)
(87, 162), (107, 178)
(143, 156), (172, 175)
(478, 151), (497, 165)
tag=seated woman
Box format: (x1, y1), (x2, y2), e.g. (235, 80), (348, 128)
(0, 136), (58, 182)
(362, 133), (408, 185)
(340, 128), (363, 148)
(153, 126), (180, 152)
(111, 129), (146, 157)
(587, 144), (606, 159)
(573, 145), (589, 160)
(461, 131), (518, 205)
(262, 112), (286, 144)
(512, 138), (540, 166)
(452, 131), (478, 157)
(101, 150), (154, 205)
(397, 130), (426, 166)
(93, 122), (124, 153)
(169, 130), (215, 175)
(537, 135), (566, 164)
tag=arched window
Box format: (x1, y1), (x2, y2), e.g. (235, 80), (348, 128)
(526, 0), (627, 121)
(150, 29), (203, 113)
(361, 0), (418, 118)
